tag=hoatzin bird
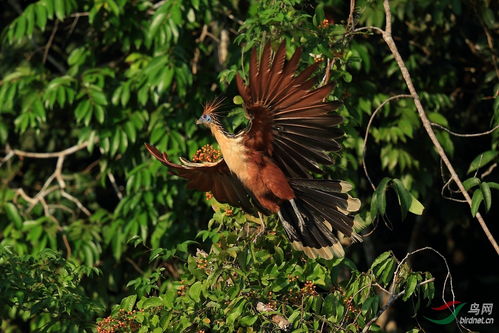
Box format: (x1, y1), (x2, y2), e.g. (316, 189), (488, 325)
(146, 41), (361, 259)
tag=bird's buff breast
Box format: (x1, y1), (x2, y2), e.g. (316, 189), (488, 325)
(213, 133), (253, 184)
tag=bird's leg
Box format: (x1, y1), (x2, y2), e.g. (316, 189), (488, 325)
(289, 199), (305, 232)
(253, 211), (266, 242)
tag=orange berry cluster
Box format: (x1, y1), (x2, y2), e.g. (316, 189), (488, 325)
(225, 208), (233, 216)
(177, 281), (187, 296)
(287, 274), (299, 283)
(344, 296), (360, 314)
(301, 280), (319, 296)
(312, 54), (324, 63)
(196, 257), (209, 270)
(318, 18), (333, 28)
(192, 144), (221, 163)
(205, 192), (214, 200)
(266, 300), (277, 310)
(96, 309), (141, 333)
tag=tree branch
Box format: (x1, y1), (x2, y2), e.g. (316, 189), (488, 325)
(431, 123), (499, 138)
(4, 141), (95, 225)
(7, 141), (89, 159)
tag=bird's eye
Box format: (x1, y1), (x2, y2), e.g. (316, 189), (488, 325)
(205, 115), (211, 121)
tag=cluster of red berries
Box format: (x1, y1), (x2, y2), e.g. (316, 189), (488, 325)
(301, 280), (319, 296)
(177, 281), (187, 296)
(287, 274), (299, 283)
(196, 257), (209, 270)
(344, 296), (360, 314)
(205, 192), (214, 200)
(266, 300), (278, 310)
(192, 144), (221, 163)
(96, 309), (141, 333)
(318, 18), (333, 28)
(225, 208), (233, 216)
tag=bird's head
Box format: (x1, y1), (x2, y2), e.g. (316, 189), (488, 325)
(196, 98), (224, 127)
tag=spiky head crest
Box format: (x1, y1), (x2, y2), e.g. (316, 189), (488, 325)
(202, 97), (225, 116)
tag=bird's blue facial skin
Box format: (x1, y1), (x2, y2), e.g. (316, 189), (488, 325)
(196, 114), (212, 125)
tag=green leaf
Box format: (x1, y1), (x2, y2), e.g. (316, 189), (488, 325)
(124, 122), (137, 143)
(54, 0), (66, 20)
(148, 12), (166, 40)
(463, 177), (481, 191)
(94, 105), (105, 124)
(187, 281), (203, 302)
(120, 295), (137, 312)
(35, 4), (48, 30)
(391, 179), (411, 219)
(376, 177), (391, 216)
(370, 251), (391, 271)
(480, 182), (492, 212)
(75, 100), (91, 123)
(111, 130), (121, 156)
(239, 315), (258, 327)
(402, 274), (419, 301)
(90, 89), (108, 106)
(408, 193), (424, 215)
(226, 299), (246, 326)
(4, 203), (23, 229)
(471, 189), (483, 217)
(467, 150), (498, 174)
(141, 297), (163, 310)
(380, 258), (395, 285)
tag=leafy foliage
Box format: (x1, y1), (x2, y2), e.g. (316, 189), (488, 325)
(0, 246), (100, 332)
(99, 208), (434, 332)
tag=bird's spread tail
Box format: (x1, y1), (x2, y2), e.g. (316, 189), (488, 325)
(278, 179), (361, 259)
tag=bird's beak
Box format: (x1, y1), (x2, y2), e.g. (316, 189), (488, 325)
(196, 118), (203, 125)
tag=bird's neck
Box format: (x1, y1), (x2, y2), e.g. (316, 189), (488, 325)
(209, 123), (231, 145)
(210, 123), (247, 173)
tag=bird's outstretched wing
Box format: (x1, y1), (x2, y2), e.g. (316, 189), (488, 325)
(236, 42), (343, 178)
(145, 144), (261, 214)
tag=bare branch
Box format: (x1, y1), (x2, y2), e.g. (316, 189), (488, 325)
(61, 191), (91, 216)
(108, 172), (123, 200)
(43, 20), (59, 64)
(481, 162), (497, 178)
(347, 0), (357, 30)
(7, 141), (89, 159)
(431, 123), (499, 138)
(354, 26), (384, 34)
(4, 141), (95, 223)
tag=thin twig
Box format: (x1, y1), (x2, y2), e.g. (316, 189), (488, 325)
(362, 94), (413, 190)
(431, 123), (499, 137)
(481, 162), (497, 178)
(347, 0), (357, 30)
(62, 234), (72, 258)
(61, 191), (91, 216)
(125, 257), (145, 274)
(107, 172), (123, 200)
(43, 20), (59, 64)
(320, 58), (334, 87)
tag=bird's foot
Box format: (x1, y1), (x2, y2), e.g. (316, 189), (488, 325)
(252, 212), (266, 243)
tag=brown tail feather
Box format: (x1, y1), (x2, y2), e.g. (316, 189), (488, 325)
(278, 179), (361, 260)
